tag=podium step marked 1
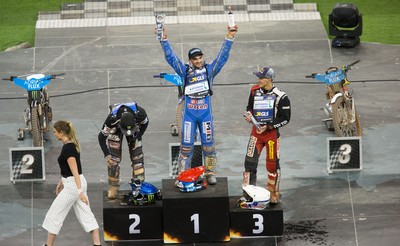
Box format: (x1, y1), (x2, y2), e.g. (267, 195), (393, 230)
(162, 177), (230, 243)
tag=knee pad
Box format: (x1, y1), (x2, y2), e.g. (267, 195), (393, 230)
(107, 134), (122, 157)
(180, 145), (193, 156)
(132, 162), (145, 182)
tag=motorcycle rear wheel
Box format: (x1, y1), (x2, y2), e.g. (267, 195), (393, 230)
(174, 99), (184, 137)
(332, 97), (362, 137)
(31, 106), (43, 147)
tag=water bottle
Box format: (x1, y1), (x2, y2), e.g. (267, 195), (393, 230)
(228, 7), (235, 31)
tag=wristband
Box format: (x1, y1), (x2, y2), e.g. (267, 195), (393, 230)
(78, 189), (83, 194)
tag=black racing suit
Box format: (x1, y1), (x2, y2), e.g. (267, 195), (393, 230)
(98, 104), (148, 187)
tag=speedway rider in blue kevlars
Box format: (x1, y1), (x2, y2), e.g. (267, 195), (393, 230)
(158, 25), (238, 185)
(98, 102), (149, 199)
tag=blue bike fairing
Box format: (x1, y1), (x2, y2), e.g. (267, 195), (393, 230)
(314, 70), (345, 85)
(13, 76), (52, 91)
(163, 73), (182, 86)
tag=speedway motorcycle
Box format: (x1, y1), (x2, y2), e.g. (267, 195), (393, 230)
(306, 60), (361, 137)
(2, 73), (65, 146)
(153, 73), (183, 136)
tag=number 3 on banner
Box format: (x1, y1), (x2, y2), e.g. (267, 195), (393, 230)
(339, 144), (351, 164)
(21, 154), (34, 174)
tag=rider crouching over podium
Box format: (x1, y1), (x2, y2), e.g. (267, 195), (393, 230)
(98, 102), (149, 199)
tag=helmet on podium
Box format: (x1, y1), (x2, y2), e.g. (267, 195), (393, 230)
(237, 185), (270, 210)
(176, 166), (207, 192)
(122, 179), (162, 206)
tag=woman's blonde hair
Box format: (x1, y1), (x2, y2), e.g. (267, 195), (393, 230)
(53, 120), (80, 153)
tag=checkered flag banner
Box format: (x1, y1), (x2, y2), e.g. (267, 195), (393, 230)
(327, 137), (362, 173)
(9, 147), (45, 182)
(12, 159), (24, 180)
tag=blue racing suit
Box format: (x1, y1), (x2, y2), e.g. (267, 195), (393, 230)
(160, 38), (234, 176)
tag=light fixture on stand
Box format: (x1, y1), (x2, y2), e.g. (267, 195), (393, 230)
(329, 3), (362, 48)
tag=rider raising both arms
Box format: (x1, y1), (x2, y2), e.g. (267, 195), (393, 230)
(158, 25), (238, 185)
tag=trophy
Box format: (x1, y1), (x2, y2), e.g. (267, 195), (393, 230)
(227, 6), (236, 31)
(155, 14), (165, 41)
(244, 111), (262, 131)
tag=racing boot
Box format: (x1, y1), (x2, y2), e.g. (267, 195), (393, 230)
(107, 176), (120, 199)
(242, 171), (258, 198)
(242, 172), (252, 199)
(270, 191), (281, 204)
(205, 155), (217, 185)
(267, 170), (281, 204)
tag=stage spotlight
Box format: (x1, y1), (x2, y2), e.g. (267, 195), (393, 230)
(329, 3), (362, 48)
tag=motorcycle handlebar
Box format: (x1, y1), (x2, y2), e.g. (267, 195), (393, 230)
(51, 73), (65, 79)
(153, 73), (167, 78)
(3, 73), (65, 81)
(348, 60), (361, 67)
(305, 73), (316, 78)
(346, 60), (361, 71)
(2, 76), (16, 81)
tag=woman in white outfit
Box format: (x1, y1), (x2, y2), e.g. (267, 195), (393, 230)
(42, 120), (101, 246)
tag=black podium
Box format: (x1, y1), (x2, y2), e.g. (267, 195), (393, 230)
(162, 178), (230, 243)
(103, 191), (163, 241)
(102, 180), (284, 243)
(229, 196), (283, 238)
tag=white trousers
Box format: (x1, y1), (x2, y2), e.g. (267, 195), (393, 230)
(42, 174), (99, 235)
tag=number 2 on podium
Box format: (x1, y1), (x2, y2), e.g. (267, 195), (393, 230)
(129, 214), (140, 234)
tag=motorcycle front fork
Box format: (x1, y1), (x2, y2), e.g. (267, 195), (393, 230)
(18, 105), (52, 141)
(18, 108), (31, 140)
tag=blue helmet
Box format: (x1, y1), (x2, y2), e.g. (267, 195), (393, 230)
(122, 179), (162, 206)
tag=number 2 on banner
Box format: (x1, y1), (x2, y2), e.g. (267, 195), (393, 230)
(21, 154), (34, 174)
(339, 144), (352, 164)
